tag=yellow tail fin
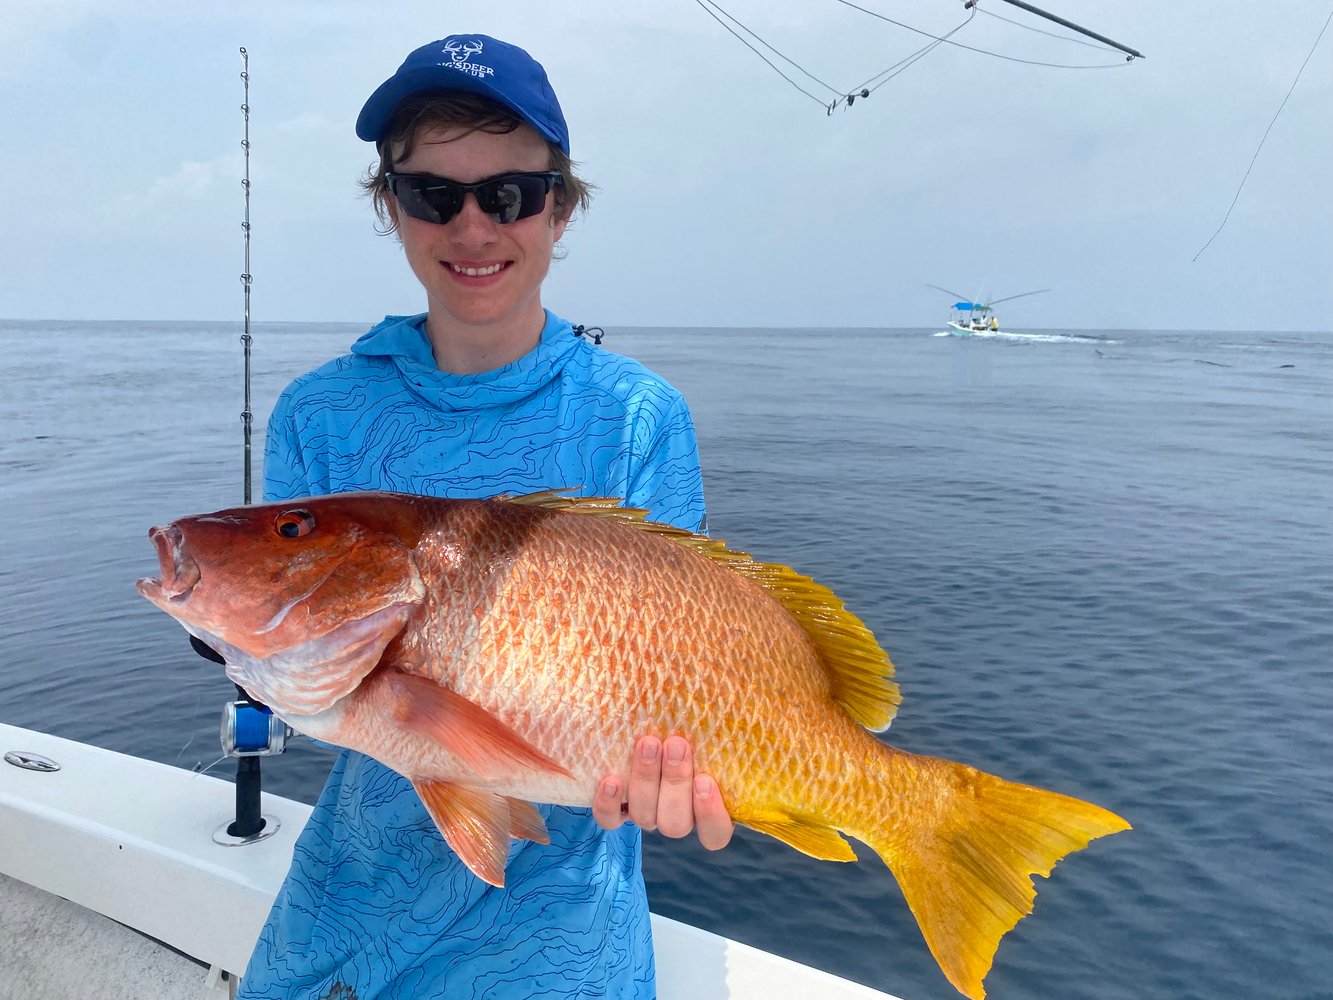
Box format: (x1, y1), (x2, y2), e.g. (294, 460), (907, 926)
(866, 754), (1130, 1000)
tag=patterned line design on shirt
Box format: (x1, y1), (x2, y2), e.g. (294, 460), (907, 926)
(239, 310), (702, 1000)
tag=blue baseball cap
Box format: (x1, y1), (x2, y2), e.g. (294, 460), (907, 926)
(356, 34), (570, 154)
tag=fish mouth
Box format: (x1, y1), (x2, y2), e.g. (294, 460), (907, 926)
(136, 523), (202, 605)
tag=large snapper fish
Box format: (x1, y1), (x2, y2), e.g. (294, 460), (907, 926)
(137, 490), (1128, 999)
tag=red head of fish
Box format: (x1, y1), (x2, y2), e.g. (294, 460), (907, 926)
(136, 492), (431, 714)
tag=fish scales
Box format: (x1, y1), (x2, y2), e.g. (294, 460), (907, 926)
(406, 500), (839, 813)
(137, 490), (1130, 1000)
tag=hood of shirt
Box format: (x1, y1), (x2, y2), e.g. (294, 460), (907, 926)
(348, 310), (583, 412)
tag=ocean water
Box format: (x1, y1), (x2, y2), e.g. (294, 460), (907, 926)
(1, 319), (1330, 1000)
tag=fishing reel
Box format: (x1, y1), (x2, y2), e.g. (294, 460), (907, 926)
(191, 635), (292, 758)
(214, 689), (289, 846)
(190, 636), (288, 844)
(220, 698), (292, 758)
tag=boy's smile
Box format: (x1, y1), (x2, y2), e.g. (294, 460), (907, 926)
(388, 124), (567, 374)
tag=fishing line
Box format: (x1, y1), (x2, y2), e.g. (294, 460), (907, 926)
(1193, 5), (1333, 262)
(193, 755), (230, 778)
(174, 691), (204, 763)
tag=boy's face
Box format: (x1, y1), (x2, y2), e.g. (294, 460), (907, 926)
(388, 122), (566, 356)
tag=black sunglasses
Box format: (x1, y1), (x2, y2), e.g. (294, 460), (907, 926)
(385, 170), (564, 226)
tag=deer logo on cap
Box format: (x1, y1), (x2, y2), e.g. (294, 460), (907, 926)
(443, 39), (483, 63)
(441, 38), (494, 79)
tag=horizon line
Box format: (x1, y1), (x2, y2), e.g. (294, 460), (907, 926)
(1, 317), (1329, 337)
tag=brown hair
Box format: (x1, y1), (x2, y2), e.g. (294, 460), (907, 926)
(360, 91), (593, 236)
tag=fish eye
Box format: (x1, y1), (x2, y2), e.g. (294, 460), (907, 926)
(275, 509), (316, 539)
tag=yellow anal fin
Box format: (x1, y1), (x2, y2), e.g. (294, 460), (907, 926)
(746, 814), (858, 862)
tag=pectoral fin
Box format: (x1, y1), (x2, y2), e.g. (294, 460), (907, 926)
(379, 670), (572, 781)
(210, 604), (414, 716)
(412, 780), (515, 887)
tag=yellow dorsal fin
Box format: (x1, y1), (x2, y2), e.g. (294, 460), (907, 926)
(502, 490), (900, 731)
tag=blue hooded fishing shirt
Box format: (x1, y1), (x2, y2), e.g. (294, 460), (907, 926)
(239, 310), (705, 1000)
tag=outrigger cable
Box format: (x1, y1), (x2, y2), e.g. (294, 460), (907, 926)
(836, 0), (1137, 68)
(696, 0), (1140, 114)
(842, 9), (976, 108)
(693, 0), (835, 108)
(696, 0), (976, 113)
(972, 3), (1118, 51)
(978, 0), (1145, 61)
(240, 47), (254, 506)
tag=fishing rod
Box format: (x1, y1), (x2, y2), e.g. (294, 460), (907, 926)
(240, 47), (254, 505)
(203, 47), (290, 848)
(968, 0), (1144, 60)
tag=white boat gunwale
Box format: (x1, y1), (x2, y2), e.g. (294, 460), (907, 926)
(0, 721), (902, 1000)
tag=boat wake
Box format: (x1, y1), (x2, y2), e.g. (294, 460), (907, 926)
(933, 330), (1118, 345)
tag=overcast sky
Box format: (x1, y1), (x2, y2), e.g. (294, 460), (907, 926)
(1, 0), (1329, 331)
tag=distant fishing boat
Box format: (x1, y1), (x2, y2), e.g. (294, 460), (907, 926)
(929, 284), (1050, 338)
(946, 302), (1003, 336)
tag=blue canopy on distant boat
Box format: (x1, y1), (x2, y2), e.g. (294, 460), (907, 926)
(953, 302), (990, 312)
